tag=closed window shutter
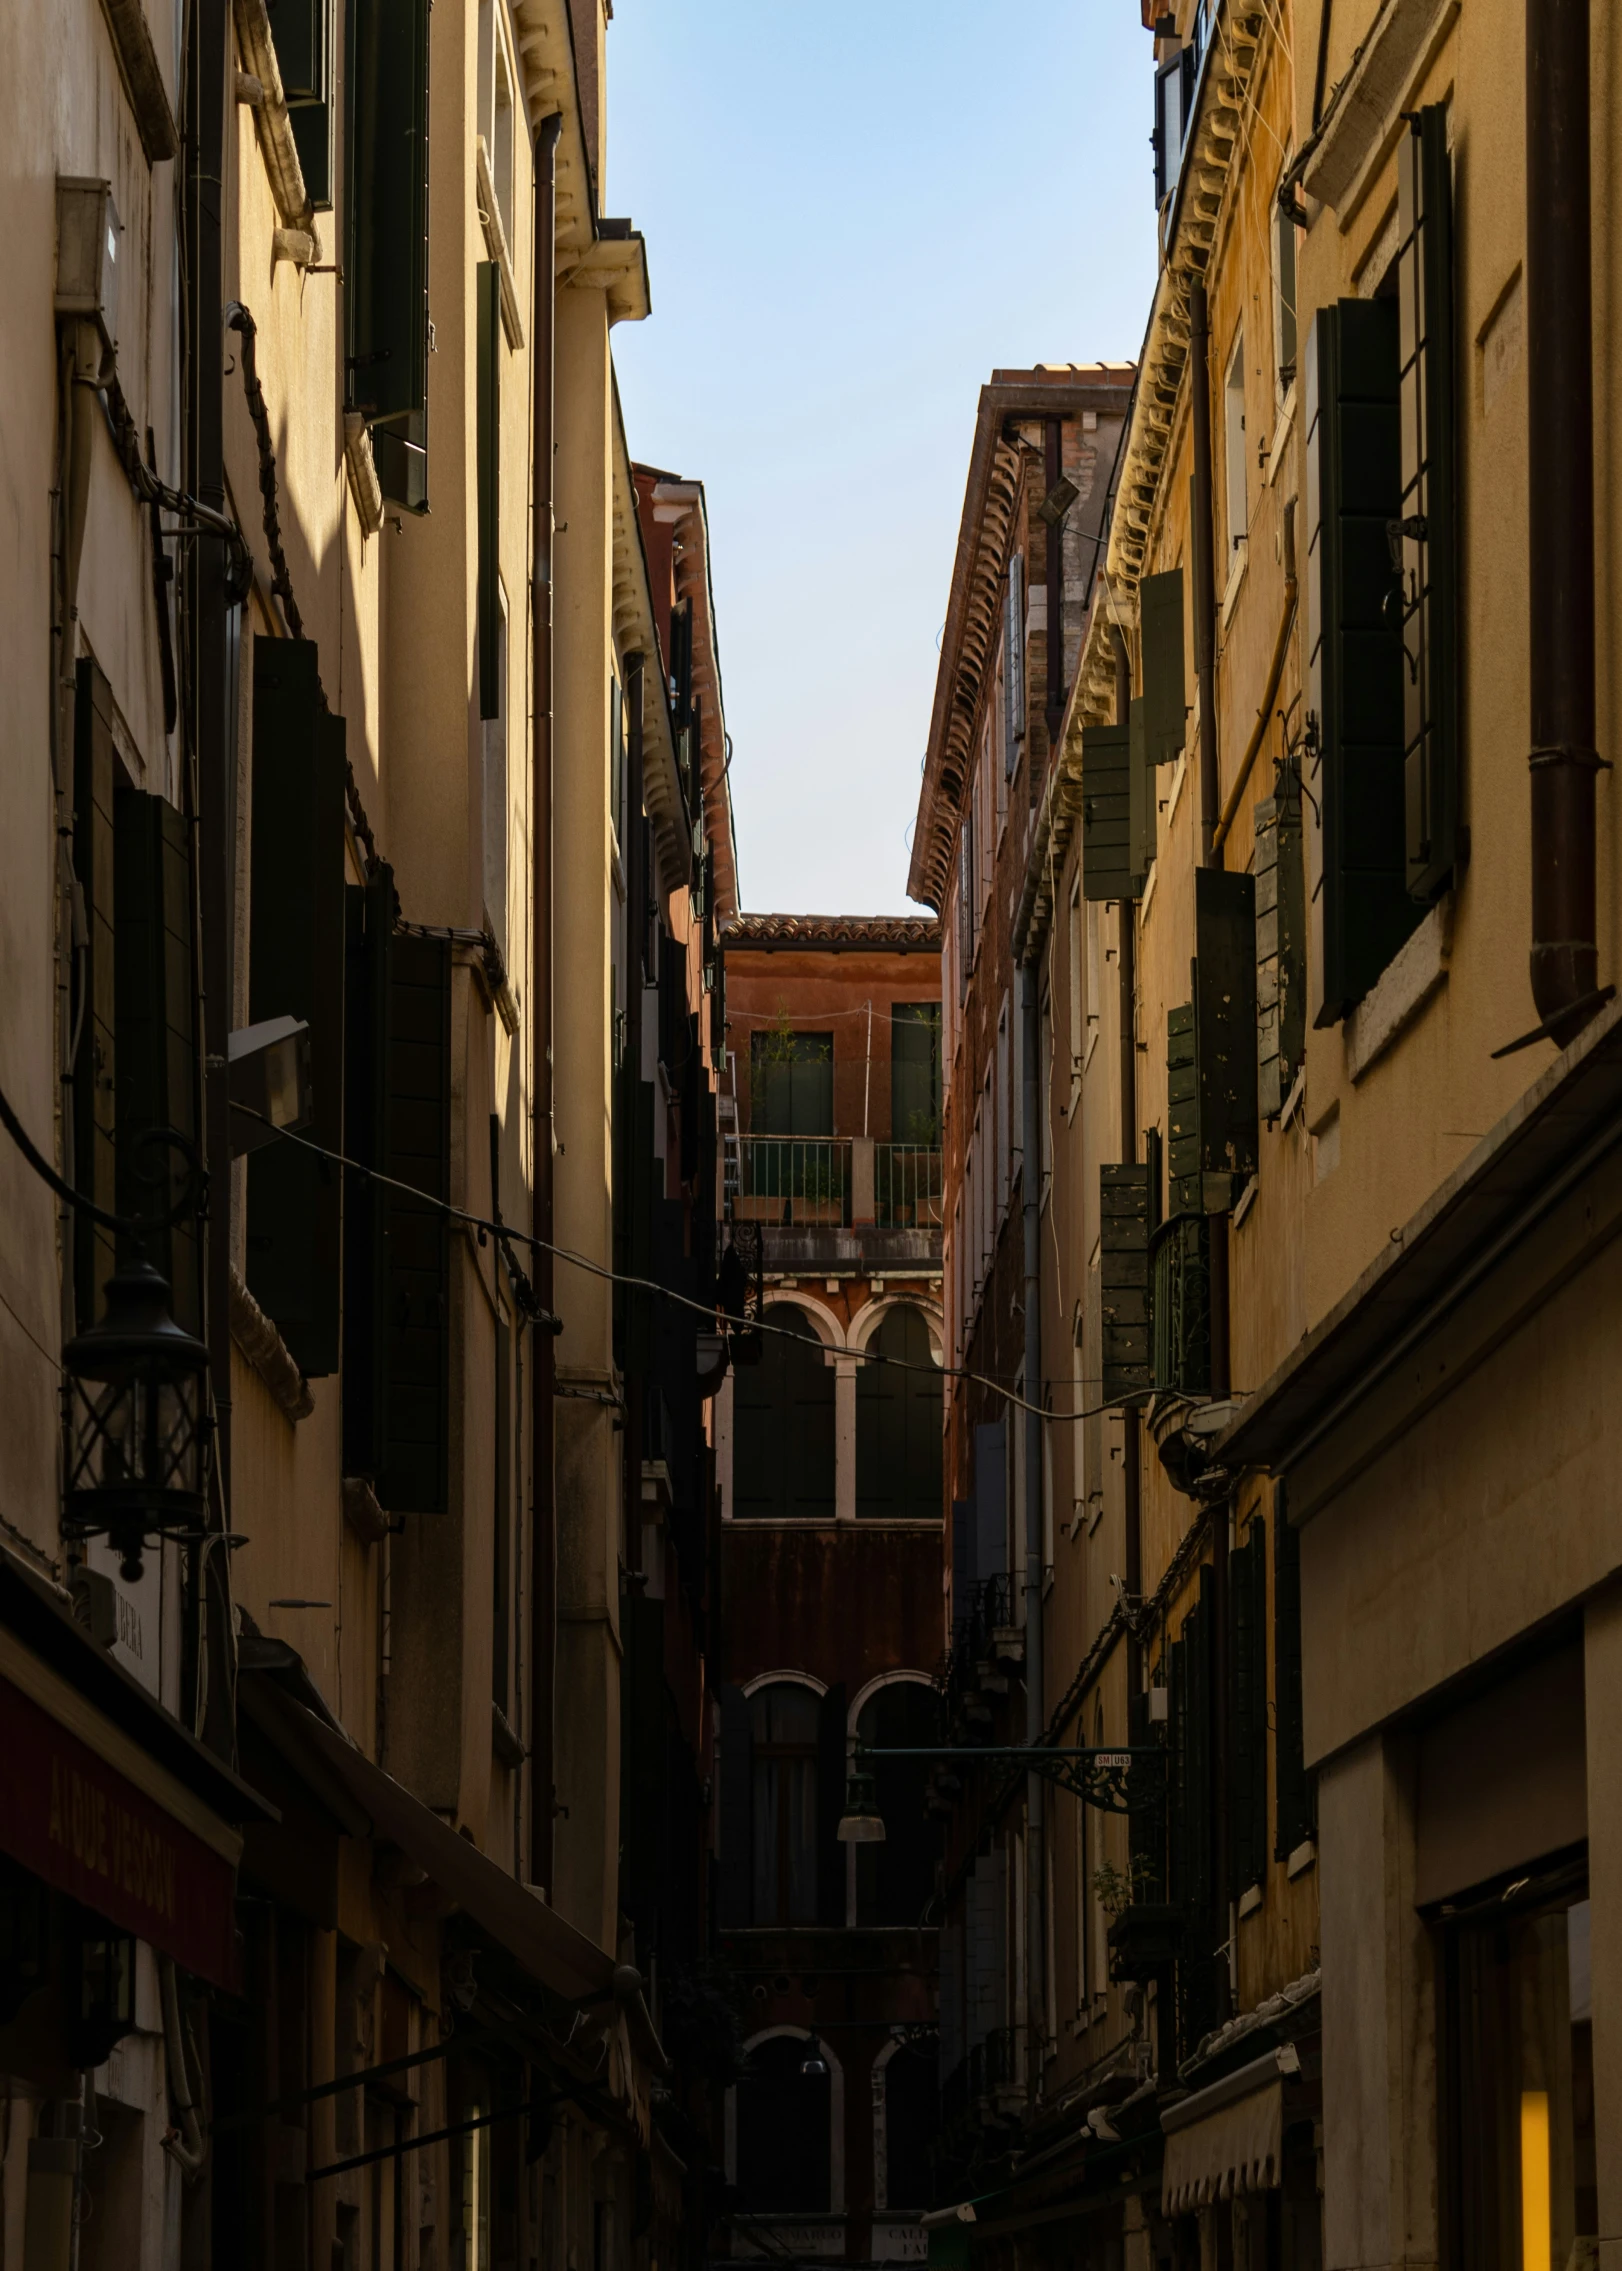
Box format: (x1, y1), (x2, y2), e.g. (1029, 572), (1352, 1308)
(1081, 724), (1135, 902)
(1305, 298), (1418, 1021)
(1193, 867), (1259, 1206)
(476, 262), (501, 719)
(114, 791), (201, 1331)
(1397, 106), (1459, 902)
(1177, 1570), (1222, 2052)
(1230, 1519), (1268, 1897)
(342, 868), (393, 1479)
(1255, 772), (1306, 1121)
(247, 638), (346, 1376)
(1129, 695), (1156, 888)
(1273, 1485), (1314, 1859)
(816, 1683), (848, 1926)
(278, 0), (333, 204)
(347, 0), (430, 506)
(614, 1072), (656, 1378)
(378, 926), (452, 1514)
(717, 1683), (753, 1927)
(1139, 567), (1186, 765)
(72, 660), (119, 1322)
(1099, 1162), (1151, 1404)
(1166, 1002), (1199, 1214)
(1004, 554), (1025, 771)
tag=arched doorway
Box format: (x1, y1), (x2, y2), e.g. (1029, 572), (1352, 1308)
(734, 2031), (833, 2212)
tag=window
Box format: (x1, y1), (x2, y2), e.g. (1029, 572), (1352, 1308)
(856, 1307), (942, 1522)
(477, 0), (516, 243)
(1224, 328), (1248, 569)
(995, 1000), (1011, 1216)
(1444, 1885), (1596, 2270)
(749, 1030), (833, 1136)
(1068, 880), (1083, 1099)
(731, 1308), (835, 1520)
(347, 0), (430, 509)
(482, 590), (508, 954)
(735, 2034), (831, 2212)
(1153, 42), (1195, 208)
(890, 1003), (941, 1145)
(278, 0), (334, 205)
(477, 265), (502, 721)
(750, 1686), (821, 1925)
(1004, 553), (1026, 769)
(855, 1682), (942, 1926)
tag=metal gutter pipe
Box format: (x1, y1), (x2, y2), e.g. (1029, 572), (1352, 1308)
(1527, 0), (1601, 1045)
(530, 109), (563, 1895)
(1111, 628), (1142, 1703)
(621, 652), (645, 1584)
(1020, 959), (1044, 2102)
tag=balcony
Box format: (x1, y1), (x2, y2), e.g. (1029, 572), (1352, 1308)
(723, 1136), (943, 1274)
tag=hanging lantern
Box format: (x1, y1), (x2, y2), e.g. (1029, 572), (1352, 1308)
(62, 1261), (211, 1581)
(835, 1771), (887, 1844)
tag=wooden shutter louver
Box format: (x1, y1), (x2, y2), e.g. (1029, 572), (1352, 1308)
(378, 927), (452, 1514)
(114, 791), (201, 1331)
(1192, 867), (1258, 1206)
(277, 0), (332, 203)
(72, 660), (119, 1322)
(1129, 695), (1156, 888)
(1139, 567), (1187, 765)
(1004, 554), (1026, 771)
(1255, 772), (1306, 1121)
(1099, 1163), (1151, 1405)
(1305, 299), (1418, 1021)
(476, 262), (501, 719)
(1273, 1484), (1314, 1860)
(347, 0), (430, 507)
(342, 869), (393, 1479)
(1081, 724), (1135, 902)
(1397, 106), (1459, 903)
(247, 638), (345, 1376)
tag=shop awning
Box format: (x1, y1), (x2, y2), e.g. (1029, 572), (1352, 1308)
(285, 1700), (616, 2006)
(1160, 2049), (1294, 2215)
(0, 1551), (273, 1990)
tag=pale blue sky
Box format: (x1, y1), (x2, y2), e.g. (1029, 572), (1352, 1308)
(609, 3), (1160, 915)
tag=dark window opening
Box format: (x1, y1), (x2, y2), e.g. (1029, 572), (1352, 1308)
(732, 1307), (835, 1521)
(856, 1306), (942, 1523)
(856, 1681), (942, 1928)
(735, 2033), (831, 2213)
(749, 1685), (821, 1926)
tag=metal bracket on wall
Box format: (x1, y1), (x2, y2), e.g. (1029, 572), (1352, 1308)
(856, 1744), (1164, 1815)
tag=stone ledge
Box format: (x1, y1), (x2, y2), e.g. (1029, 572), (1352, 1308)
(229, 1267), (313, 1422)
(1344, 896), (1452, 1084)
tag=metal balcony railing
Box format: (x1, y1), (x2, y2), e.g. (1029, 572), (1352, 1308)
(873, 1143), (944, 1229)
(724, 1137), (944, 1232)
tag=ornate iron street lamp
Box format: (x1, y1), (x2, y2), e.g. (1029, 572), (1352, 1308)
(853, 1744), (1163, 1817)
(62, 1258), (211, 1582)
(835, 1771), (887, 1843)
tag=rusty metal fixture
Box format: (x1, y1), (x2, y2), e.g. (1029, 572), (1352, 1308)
(1527, 0), (1601, 1045)
(1189, 283), (1220, 869)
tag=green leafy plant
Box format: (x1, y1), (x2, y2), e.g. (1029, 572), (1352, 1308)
(1090, 1855), (1158, 1919)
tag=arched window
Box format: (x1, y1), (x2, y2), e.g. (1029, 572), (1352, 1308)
(751, 1685), (821, 1925)
(856, 1306), (942, 1521)
(735, 2033), (832, 2212)
(855, 1681), (942, 1927)
(880, 2037), (940, 2211)
(733, 1308), (835, 1520)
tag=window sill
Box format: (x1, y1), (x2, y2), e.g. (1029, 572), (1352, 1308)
(1238, 1883), (1263, 1920)
(1219, 545), (1249, 633)
(1344, 895), (1453, 1084)
(1267, 383), (1297, 486)
(1287, 1837), (1317, 1880)
(475, 136), (526, 348)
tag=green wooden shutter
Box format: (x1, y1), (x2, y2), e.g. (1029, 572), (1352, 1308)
(1230, 1519), (1268, 1898)
(1193, 867), (1258, 1205)
(277, 0), (332, 204)
(378, 928), (452, 1514)
(1129, 695), (1155, 888)
(342, 869), (393, 1478)
(114, 792), (200, 1331)
(72, 661), (119, 1322)
(247, 638), (345, 1377)
(1140, 567), (1186, 765)
(1100, 1163), (1151, 1404)
(1273, 1485), (1314, 1860)
(477, 263), (501, 720)
(1166, 1002), (1199, 1213)
(1255, 772), (1306, 1121)
(346, 0), (430, 506)
(1305, 298), (1417, 1021)
(1397, 107), (1459, 902)
(1081, 724), (1135, 902)
(891, 1004), (940, 1144)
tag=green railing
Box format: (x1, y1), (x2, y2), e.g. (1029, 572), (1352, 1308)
(1151, 1213), (1211, 1397)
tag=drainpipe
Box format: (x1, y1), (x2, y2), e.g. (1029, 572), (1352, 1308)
(530, 109), (563, 1896)
(621, 652), (645, 1586)
(1044, 418), (1066, 747)
(1020, 960), (1044, 2104)
(1527, 0), (1601, 1044)
(1110, 629), (1142, 1707)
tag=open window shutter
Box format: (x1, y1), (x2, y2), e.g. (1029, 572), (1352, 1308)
(72, 661), (119, 1322)
(1140, 568), (1186, 764)
(114, 792), (200, 1331)
(1255, 773), (1306, 1121)
(477, 263), (501, 719)
(1099, 1163), (1151, 1405)
(248, 640), (345, 1375)
(347, 0), (430, 505)
(817, 1683), (848, 1925)
(378, 927), (451, 1514)
(277, 0), (332, 203)
(1397, 107), (1459, 902)
(1273, 1485), (1314, 1860)
(1193, 867), (1258, 1206)
(717, 1684), (753, 1927)
(1081, 724), (1135, 902)
(343, 868), (393, 1479)
(1229, 1520), (1268, 1898)
(1166, 1003), (1199, 1213)
(1127, 1687), (1167, 1903)
(1305, 299), (1417, 1022)
(1004, 554), (1025, 770)
(1129, 695), (1155, 888)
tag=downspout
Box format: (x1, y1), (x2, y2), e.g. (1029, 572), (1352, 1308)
(621, 653), (646, 1588)
(1527, 0), (1601, 1044)
(188, 0), (236, 1757)
(1188, 278), (1234, 2021)
(1110, 628), (1141, 1708)
(530, 109), (563, 1895)
(1020, 960), (1044, 2106)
